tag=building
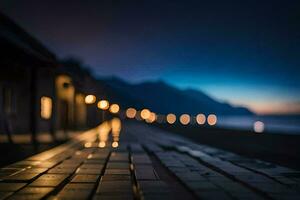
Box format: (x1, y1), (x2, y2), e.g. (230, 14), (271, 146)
(0, 13), (101, 143)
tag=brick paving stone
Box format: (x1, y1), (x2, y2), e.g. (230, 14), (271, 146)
(30, 174), (68, 187)
(194, 190), (232, 200)
(80, 164), (104, 169)
(23, 168), (48, 174)
(135, 166), (159, 180)
(105, 169), (130, 175)
(76, 167), (102, 175)
(48, 168), (76, 174)
(55, 191), (92, 200)
(109, 152), (129, 162)
(6, 193), (47, 200)
(0, 168), (23, 175)
(63, 183), (95, 191)
(0, 183), (26, 191)
(132, 154), (152, 164)
(96, 180), (133, 194)
(56, 183), (95, 199)
(102, 174), (131, 181)
(3, 173), (40, 181)
(0, 192), (12, 200)
(56, 163), (81, 168)
(8, 161), (40, 168)
(34, 161), (57, 168)
(184, 181), (218, 190)
(71, 174), (99, 183)
(129, 144), (145, 153)
(84, 159), (106, 164)
(106, 162), (129, 169)
(92, 194), (133, 200)
(18, 186), (54, 194)
(30, 179), (63, 187)
(61, 159), (83, 165)
(143, 143), (164, 153)
(175, 172), (206, 181)
(88, 154), (109, 160)
(138, 180), (170, 194)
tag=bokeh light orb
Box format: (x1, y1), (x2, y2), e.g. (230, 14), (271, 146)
(97, 100), (109, 110)
(254, 121), (264, 133)
(207, 114), (217, 126)
(112, 141), (119, 148)
(85, 95), (96, 104)
(196, 114), (206, 125)
(109, 104), (120, 114)
(146, 112), (156, 123)
(126, 108), (137, 118)
(180, 114), (190, 125)
(98, 142), (106, 148)
(141, 109), (151, 120)
(166, 113), (176, 124)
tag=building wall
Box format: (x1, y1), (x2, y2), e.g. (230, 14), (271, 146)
(0, 65), (31, 134)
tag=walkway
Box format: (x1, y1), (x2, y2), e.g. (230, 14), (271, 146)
(0, 120), (299, 200)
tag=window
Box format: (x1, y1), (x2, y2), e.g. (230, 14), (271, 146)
(41, 96), (52, 119)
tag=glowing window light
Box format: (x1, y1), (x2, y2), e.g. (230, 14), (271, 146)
(207, 114), (217, 126)
(112, 141), (119, 148)
(109, 104), (120, 114)
(140, 109), (151, 120)
(97, 100), (109, 110)
(196, 114), (206, 125)
(85, 95), (96, 104)
(166, 113), (176, 124)
(254, 121), (264, 133)
(126, 108), (137, 118)
(179, 114), (190, 125)
(41, 96), (52, 119)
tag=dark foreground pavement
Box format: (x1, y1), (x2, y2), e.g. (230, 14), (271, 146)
(0, 120), (300, 200)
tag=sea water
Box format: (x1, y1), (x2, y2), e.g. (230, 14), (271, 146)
(217, 115), (300, 135)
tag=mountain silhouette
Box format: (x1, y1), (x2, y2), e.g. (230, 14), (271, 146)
(97, 77), (253, 116)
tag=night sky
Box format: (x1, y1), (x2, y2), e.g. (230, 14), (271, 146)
(1, 0), (300, 114)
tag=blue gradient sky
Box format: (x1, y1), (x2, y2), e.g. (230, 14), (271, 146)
(1, 0), (300, 114)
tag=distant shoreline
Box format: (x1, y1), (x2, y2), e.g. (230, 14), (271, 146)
(217, 115), (300, 134)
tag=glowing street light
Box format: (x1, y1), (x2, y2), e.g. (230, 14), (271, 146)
(196, 114), (206, 125)
(98, 141), (106, 148)
(207, 114), (217, 126)
(180, 114), (190, 125)
(126, 108), (137, 118)
(146, 112), (156, 123)
(112, 141), (119, 148)
(141, 108), (151, 120)
(109, 103), (120, 114)
(85, 95), (96, 104)
(97, 100), (109, 110)
(166, 113), (176, 124)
